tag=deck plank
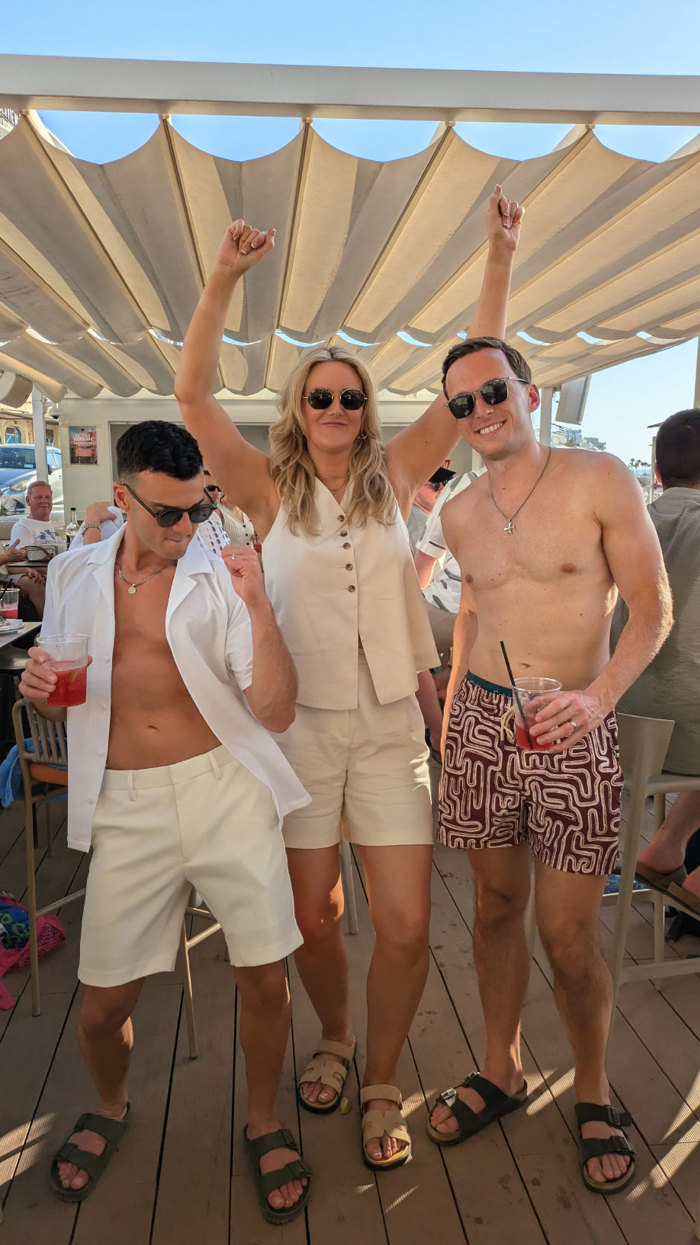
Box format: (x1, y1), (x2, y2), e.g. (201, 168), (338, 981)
(151, 926), (234, 1245)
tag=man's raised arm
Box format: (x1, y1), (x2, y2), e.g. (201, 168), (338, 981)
(386, 186), (524, 503)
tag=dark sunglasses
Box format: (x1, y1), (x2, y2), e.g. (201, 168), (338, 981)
(204, 483), (222, 494)
(445, 376), (529, 420)
(303, 387), (366, 411)
(122, 481), (215, 528)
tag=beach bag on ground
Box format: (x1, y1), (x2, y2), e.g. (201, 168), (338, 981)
(0, 893), (65, 1009)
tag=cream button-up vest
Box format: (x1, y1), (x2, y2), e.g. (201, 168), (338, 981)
(263, 482), (439, 710)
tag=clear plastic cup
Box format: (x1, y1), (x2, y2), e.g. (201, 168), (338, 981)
(513, 677), (562, 751)
(38, 634), (89, 707)
(0, 587), (19, 620)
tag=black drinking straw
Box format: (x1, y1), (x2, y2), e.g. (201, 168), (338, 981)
(499, 639), (534, 750)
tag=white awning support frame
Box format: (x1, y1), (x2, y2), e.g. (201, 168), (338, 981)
(2, 56), (700, 126)
(31, 385), (48, 482)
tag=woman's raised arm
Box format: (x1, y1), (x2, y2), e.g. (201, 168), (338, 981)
(175, 222), (278, 529)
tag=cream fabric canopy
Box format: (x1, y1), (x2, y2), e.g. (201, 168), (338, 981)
(0, 112), (699, 404)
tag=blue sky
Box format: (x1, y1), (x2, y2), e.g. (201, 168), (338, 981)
(3, 0), (700, 462)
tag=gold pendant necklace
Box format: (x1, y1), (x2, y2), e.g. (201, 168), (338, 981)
(117, 561), (175, 595)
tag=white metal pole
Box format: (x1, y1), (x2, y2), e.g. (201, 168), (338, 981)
(694, 337), (700, 408)
(539, 387), (553, 446)
(31, 386), (48, 481)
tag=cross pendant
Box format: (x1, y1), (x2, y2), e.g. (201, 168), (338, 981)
(504, 520), (515, 534)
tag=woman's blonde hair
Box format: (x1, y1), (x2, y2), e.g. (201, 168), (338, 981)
(268, 345), (395, 534)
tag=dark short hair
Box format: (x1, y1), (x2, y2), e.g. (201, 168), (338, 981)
(441, 336), (532, 391)
(116, 421), (203, 482)
(655, 408), (700, 489)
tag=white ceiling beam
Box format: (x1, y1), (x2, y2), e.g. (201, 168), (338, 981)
(1, 56), (700, 125)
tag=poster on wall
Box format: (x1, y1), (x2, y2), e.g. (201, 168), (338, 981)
(68, 426), (98, 466)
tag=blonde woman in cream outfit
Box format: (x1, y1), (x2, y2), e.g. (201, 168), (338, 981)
(176, 187), (522, 1170)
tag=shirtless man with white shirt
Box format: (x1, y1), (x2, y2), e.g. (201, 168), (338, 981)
(20, 420), (312, 1226)
(427, 336), (672, 1195)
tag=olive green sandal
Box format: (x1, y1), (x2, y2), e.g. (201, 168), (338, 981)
(49, 1105), (131, 1202)
(361, 1084), (412, 1171)
(297, 1035), (356, 1114)
(243, 1126), (312, 1225)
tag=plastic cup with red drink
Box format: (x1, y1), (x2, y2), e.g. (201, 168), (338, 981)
(0, 587), (20, 620)
(513, 677), (562, 751)
(38, 634), (90, 707)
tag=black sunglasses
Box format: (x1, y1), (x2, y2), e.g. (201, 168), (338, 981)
(445, 376), (529, 420)
(204, 483), (222, 494)
(303, 387), (366, 411)
(122, 482), (215, 528)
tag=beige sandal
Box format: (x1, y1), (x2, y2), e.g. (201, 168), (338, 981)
(297, 1036), (356, 1114)
(361, 1084), (412, 1170)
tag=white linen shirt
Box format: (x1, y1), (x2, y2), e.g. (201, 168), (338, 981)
(41, 528), (309, 852)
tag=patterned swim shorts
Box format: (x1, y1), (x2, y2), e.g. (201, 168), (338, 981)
(438, 672), (624, 876)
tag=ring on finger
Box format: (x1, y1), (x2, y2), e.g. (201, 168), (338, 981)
(569, 719), (577, 731)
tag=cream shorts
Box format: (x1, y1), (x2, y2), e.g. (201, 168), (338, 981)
(277, 654), (433, 849)
(79, 746), (302, 987)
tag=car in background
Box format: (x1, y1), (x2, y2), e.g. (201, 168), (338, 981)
(0, 465), (64, 518)
(0, 444), (62, 489)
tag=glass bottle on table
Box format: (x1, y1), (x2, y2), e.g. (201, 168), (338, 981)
(64, 507), (79, 547)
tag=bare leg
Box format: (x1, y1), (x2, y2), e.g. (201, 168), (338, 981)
(638, 790), (700, 899)
(57, 979), (144, 1192)
(535, 861), (631, 1187)
(430, 843), (530, 1136)
(237, 961), (307, 1214)
(287, 845), (353, 1107)
(360, 843), (433, 1162)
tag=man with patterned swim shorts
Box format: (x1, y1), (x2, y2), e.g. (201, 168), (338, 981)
(426, 336), (672, 1196)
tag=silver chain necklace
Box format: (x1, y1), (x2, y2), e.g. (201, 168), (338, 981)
(117, 560), (175, 595)
(489, 446), (552, 534)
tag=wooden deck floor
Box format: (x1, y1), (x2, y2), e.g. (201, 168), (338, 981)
(1, 794), (700, 1245)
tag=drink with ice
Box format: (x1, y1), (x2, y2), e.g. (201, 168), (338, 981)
(47, 661), (88, 707)
(513, 677), (562, 751)
(38, 634), (89, 708)
(0, 587), (19, 620)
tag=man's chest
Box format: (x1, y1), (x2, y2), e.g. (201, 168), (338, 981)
(455, 494), (607, 593)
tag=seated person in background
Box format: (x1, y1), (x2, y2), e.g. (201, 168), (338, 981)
(416, 471), (481, 667)
(211, 475), (257, 548)
(406, 465), (454, 555)
(10, 481), (64, 550)
(415, 472), (480, 760)
(4, 479), (63, 619)
(70, 501), (124, 549)
(613, 409), (700, 914)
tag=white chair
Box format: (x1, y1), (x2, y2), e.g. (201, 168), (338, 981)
(609, 713), (700, 1007)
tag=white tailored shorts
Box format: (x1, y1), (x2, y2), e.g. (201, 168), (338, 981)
(79, 745), (302, 987)
(277, 653), (433, 849)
